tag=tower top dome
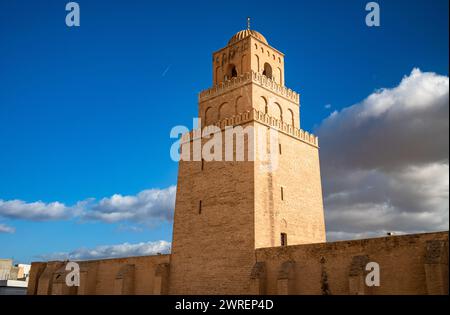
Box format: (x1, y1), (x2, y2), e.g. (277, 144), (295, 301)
(228, 29), (268, 46)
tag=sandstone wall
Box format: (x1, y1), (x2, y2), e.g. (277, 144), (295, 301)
(27, 254), (170, 295)
(254, 120), (326, 249)
(27, 232), (448, 295)
(169, 124), (256, 294)
(251, 231), (448, 295)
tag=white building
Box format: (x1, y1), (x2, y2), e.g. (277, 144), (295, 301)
(0, 259), (30, 295)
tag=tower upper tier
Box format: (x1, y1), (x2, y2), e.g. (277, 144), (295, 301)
(212, 28), (285, 87)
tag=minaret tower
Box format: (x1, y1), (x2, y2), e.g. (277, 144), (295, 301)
(169, 24), (326, 294)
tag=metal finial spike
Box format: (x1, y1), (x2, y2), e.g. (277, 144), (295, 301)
(247, 17), (251, 30)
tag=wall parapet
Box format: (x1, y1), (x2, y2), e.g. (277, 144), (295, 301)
(180, 108), (319, 147)
(254, 231), (449, 295)
(198, 71), (300, 104)
(27, 254), (171, 295)
(250, 71), (299, 104)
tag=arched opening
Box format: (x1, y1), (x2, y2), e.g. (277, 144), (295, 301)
(259, 96), (268, 114)
(219, 102), (234, 120)
(286, 109), (294, 126)
(241, 55), (246, 75)
(231, 67), (237, 77)
(271, 102), (282, 121)
(225, 63), (237, 81)
(276, 67), (283, 85)
(254, 54), (260, 72)
(235, 96), (245, 114)
(205, 107), (217, 125)
(215, 66), (221, 85)
(262, 63), (272, 79)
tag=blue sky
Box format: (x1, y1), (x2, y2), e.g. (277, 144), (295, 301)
(0, 0), (448, 263)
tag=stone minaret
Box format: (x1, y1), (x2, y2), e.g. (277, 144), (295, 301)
(169, 27), (326, 294)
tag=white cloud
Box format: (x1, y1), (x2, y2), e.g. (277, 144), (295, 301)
(0, 199), (74, 221)
(317, 68), (449, 241)
(0, 223), (15, 234)
(0, 186), (176, 227)
(115, 224), (144, 233)
(84, 186), (176, 224)
(37, 240), (171, 261)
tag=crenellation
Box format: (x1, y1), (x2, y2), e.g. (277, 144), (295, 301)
(251, 71), (299, 103)
(199, 71), (299, 104)
(180, 108), (318, 147)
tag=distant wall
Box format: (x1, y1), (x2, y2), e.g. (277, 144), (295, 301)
(27, 254), (170, 295)
(27, 232), (448, 295)
(250, 232), (448, 295)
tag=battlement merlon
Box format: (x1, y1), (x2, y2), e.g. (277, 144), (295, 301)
(179, 108), (319, 148)
(198, 71), (300, 105)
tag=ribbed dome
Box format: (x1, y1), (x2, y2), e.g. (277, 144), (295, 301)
(228, 29), (268, 45)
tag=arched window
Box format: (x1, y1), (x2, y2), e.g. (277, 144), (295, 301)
(225, 63), (237, 80)
(286, 109), (295, 126)
(219, 102), (234, 120)
(262, 63), (272, 79)
(254, 54), (260, 72)
(259, 96), (268, 114)
(215, 66), (221, 85)
(276, 67), (283, 85)
(232, 66), (237, 77)
(271, 102), (282, 121)
(205, 107), (217, 125)
(241, 55), (246, 75)
(235, 96), (245, 114)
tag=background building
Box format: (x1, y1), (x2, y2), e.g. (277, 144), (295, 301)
(0, 259), (30, 295)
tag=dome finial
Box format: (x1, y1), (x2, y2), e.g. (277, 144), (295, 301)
(247, 17), (251, 30)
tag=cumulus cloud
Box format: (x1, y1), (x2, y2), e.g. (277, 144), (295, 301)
(0, 199), (74, 221)
(0, 186), (176, 227)
(84, 186), (176, 224)
(317, 68), (449, 241)
(37, 240), (171, 261)
(0, 223), (15, 234)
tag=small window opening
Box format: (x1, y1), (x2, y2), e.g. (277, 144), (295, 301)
(281, 233), (288, 246)
(279, 143), (282, 155)
(281, 187), (284, 201)
(198, 200), (202, 214)
(201, 159), (205, 171)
